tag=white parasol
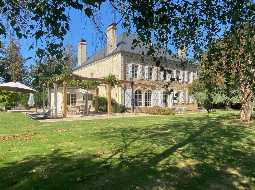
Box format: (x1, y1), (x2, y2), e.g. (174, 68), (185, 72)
(28, 93), (35, 107)
(0, 82), (36, 93)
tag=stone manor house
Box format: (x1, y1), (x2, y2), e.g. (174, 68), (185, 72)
(50, 23), (198, 115)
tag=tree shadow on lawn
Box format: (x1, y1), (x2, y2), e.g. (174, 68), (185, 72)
(1, 113), (255, 190)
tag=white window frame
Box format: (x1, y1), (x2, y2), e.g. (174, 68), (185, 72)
(176, 70), (181, 81)
(70, 93), (77, 106)
(144, 90), (152, 107)
(163, 91), (168, 107)
(148, 67), (153, 80)
(132, 64), (139, 79)
(134, 90), (142, 106)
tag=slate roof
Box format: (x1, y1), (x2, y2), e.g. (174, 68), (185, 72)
(74, 33), (190, 70)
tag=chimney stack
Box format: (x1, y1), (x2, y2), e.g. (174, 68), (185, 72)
(77, 39), (87, 66)
(177, 46), (187, 59)
(106, 23), (117, 54)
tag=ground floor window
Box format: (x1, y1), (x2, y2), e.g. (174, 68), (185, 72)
(134, 90), (142, 106)
(70, 94), (77, 106)
(163, 91), (168, 107)
(144, 90), (152, 106)
(67, 93), (70, 106)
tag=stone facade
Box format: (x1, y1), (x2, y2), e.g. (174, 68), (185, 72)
(51, 23), (198, 115)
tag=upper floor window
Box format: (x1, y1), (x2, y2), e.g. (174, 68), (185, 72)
(163, 70), (167, 81)
(168, 70), (173, 79)
(144, 90), (152, 106)
(148, 67), (153, 80)
(176, 70), (180, 81)
(132, 65), (138, 78)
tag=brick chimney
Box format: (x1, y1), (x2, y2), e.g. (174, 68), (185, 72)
(106, 23), (117, 54)
(77, 39), (87, 66)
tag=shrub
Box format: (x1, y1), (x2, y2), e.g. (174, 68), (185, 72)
(0, 91), (29, 110)
(93, 96), (107, 112)
(112, 102), (126, 113)
(92, 96), (126, 113)
(135, 106), (175, 115)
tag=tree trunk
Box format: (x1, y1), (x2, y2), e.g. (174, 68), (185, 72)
(240, 84), (253, 122)
(107, 84), (112, 115)
(62, 81), (67, 118)
(94, 88), (99, 113)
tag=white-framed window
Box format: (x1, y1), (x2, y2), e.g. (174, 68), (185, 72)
(83, 94), (93, 101)
(163, 70), (167, 81)
(134, 90), (142, 106)
(132, 64), (139, 78)
(168, 70), (173, 80)
(70, 94), (77, 106)
(144, 90), (152, 106)
(176, 70), (180, 81)
(148, 67), (153, 80)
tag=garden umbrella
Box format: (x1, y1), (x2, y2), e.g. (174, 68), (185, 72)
(28, 93), (35, 107)
(0, 82), (36, 93)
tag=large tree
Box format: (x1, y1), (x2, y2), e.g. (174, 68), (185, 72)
(200, 23), (255, 122)
(30, 45), (75, 90)
(0, 40), (26, 82)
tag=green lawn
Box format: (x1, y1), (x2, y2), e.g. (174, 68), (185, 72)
(0, 111), (255, 190)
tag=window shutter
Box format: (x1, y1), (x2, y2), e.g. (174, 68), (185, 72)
(144, 66), (149, 80)
(127, 64), (132, 79)
(124, 89), (132, 108)
(138, 65), (143, 79)
(167, 71), (171, 81)
(160, 71), (164, 81)
(172, 69), (176, 80)
(189, 72), (193, 83)
(184, 71), (188, 82)
(151, 91), (157, 106)
(152, 67), (158, 81)
(180, 70), (184, 83)
(158, 91), (164, 106)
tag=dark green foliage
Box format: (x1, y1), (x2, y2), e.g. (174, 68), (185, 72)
(0, 40), (27, 82)
(0, 0), (105, 58)
(2, 1), (255, 58)
(112, 101), (126, 113)
(92, 96), (125, 113)
(30, 45), (76, 90)
(103, 74), (119, 87)
(0, 91), (28, 109)
(69, 80), (99, 90)
(93, 96), (108, 112)
(195, 23), (255, 121)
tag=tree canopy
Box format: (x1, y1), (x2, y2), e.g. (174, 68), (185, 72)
(1, 1), (255, 58)
(0, 40), (27, 82)
(197, 23), (255, 121)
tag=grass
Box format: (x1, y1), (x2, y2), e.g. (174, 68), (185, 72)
(0, 111), (255, 190)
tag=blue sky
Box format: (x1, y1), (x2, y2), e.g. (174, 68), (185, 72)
(4, 2), (124, 67)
